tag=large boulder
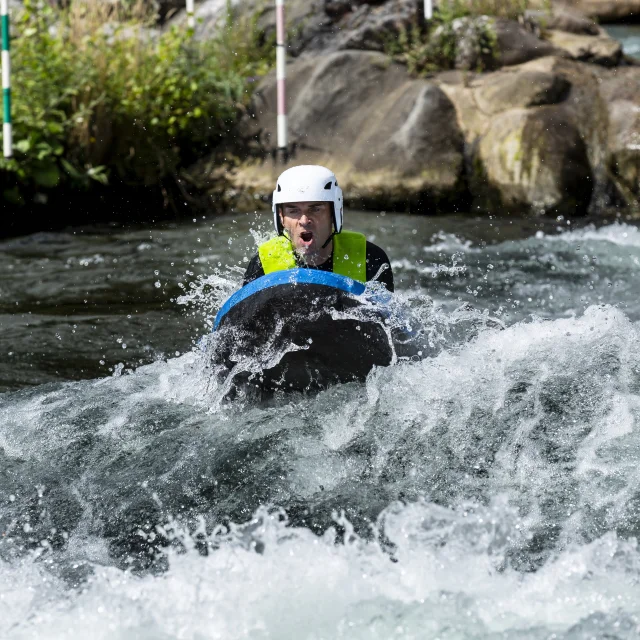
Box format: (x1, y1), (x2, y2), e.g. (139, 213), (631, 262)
(596, 67), (640, 205)
(493, 18), (561, 67)
(223, 52), (619, 215)
(305, 0), (418, 54)
(476, 107), (593, 214)
(543, 5), (600, 35)
(545, 29), (623, 67)
(473, 70), (571, 114)
(438, 56), (610, 214)
(233, 50), (466, 210)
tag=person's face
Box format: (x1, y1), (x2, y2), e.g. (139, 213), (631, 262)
(280, 201), (333, 264)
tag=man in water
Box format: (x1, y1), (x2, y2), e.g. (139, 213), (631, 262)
(243, 165), (394, 291)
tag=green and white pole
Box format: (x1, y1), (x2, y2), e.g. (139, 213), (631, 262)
(1, 0), (12, 158)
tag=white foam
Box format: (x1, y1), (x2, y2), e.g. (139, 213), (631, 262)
(2, 306), (640, 638)
(4, 502), (640, 639)
(538, 222), (640, 249)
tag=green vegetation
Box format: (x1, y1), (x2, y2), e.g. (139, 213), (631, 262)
(388, 0), (540, 75)
(0, 0), (273, 206)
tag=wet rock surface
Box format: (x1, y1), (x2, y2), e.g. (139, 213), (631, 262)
(439, 56), (611, 214)
(546, 29), (623, 66)
(235, 50), (466, 210)
(232, 48), (619, 215)
(164, 0), (636, 216)
(596, 66), (640, 205)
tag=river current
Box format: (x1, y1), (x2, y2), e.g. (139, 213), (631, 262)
(1, 211), (640, 639)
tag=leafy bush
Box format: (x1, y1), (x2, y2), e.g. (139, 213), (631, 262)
(0, 0), (272, 205)
(388, 0), (541, 76)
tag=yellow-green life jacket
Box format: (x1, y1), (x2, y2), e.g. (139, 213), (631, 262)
(258, 230), (367, 283)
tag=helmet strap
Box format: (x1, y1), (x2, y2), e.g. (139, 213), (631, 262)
(321, 232), (335, 249)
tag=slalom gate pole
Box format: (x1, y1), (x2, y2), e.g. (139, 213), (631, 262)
(186, 0), (195, 29)
(275, 0), (287, 162)
(1, 0), (12, 158)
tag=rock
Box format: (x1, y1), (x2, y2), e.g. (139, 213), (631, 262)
(474, 70), (571, 114)
(234, 50), (466, 209)
(439, 56), (610, 214)
(172, 0), (417, 56)
(545, 6), (599, 35)
(310, 0), (418, 54)
(545, 29), (622, 67)
(558, 0), (640, 22)
(493, 18), (562, 67)
(476, 107), (593, 214)
(597, 67), (640, 204)
(227, 52), (617, 215)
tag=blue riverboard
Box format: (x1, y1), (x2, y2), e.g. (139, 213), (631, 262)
(214, 269), (366, 330)
(212, 269), (392, 393)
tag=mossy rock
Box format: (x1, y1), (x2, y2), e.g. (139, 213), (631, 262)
(475, 106), (593, 215)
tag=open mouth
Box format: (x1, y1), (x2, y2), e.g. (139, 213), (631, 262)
(300, 231), (314, 245)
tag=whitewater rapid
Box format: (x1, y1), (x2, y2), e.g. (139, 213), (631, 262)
(1, 218), (640, 638)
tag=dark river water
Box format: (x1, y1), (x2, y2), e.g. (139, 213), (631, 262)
(1, 210), (640, 638)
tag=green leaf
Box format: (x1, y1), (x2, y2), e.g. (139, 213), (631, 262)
(32, 163), (61, 188)
(14, 139), (32, 154)
(87, 166), (109, 186)
(60, 158), (83, 179)
(3, 187), (24, 205)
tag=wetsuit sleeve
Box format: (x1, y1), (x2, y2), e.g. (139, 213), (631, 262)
(243, 254), (265, 285)
(365, 242), (394, 293)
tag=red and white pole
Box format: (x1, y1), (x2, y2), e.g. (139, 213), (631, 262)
(275, 0), (287, 157)
(186, 0), (195, 29)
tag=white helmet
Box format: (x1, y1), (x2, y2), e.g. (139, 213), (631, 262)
(272, 165), (344, 235)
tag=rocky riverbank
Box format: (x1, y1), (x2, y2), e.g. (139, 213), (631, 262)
(206, 0), (640, 216)
(4, 0), (640, 224)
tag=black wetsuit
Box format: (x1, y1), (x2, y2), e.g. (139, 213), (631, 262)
(243, 240), (395, 292)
